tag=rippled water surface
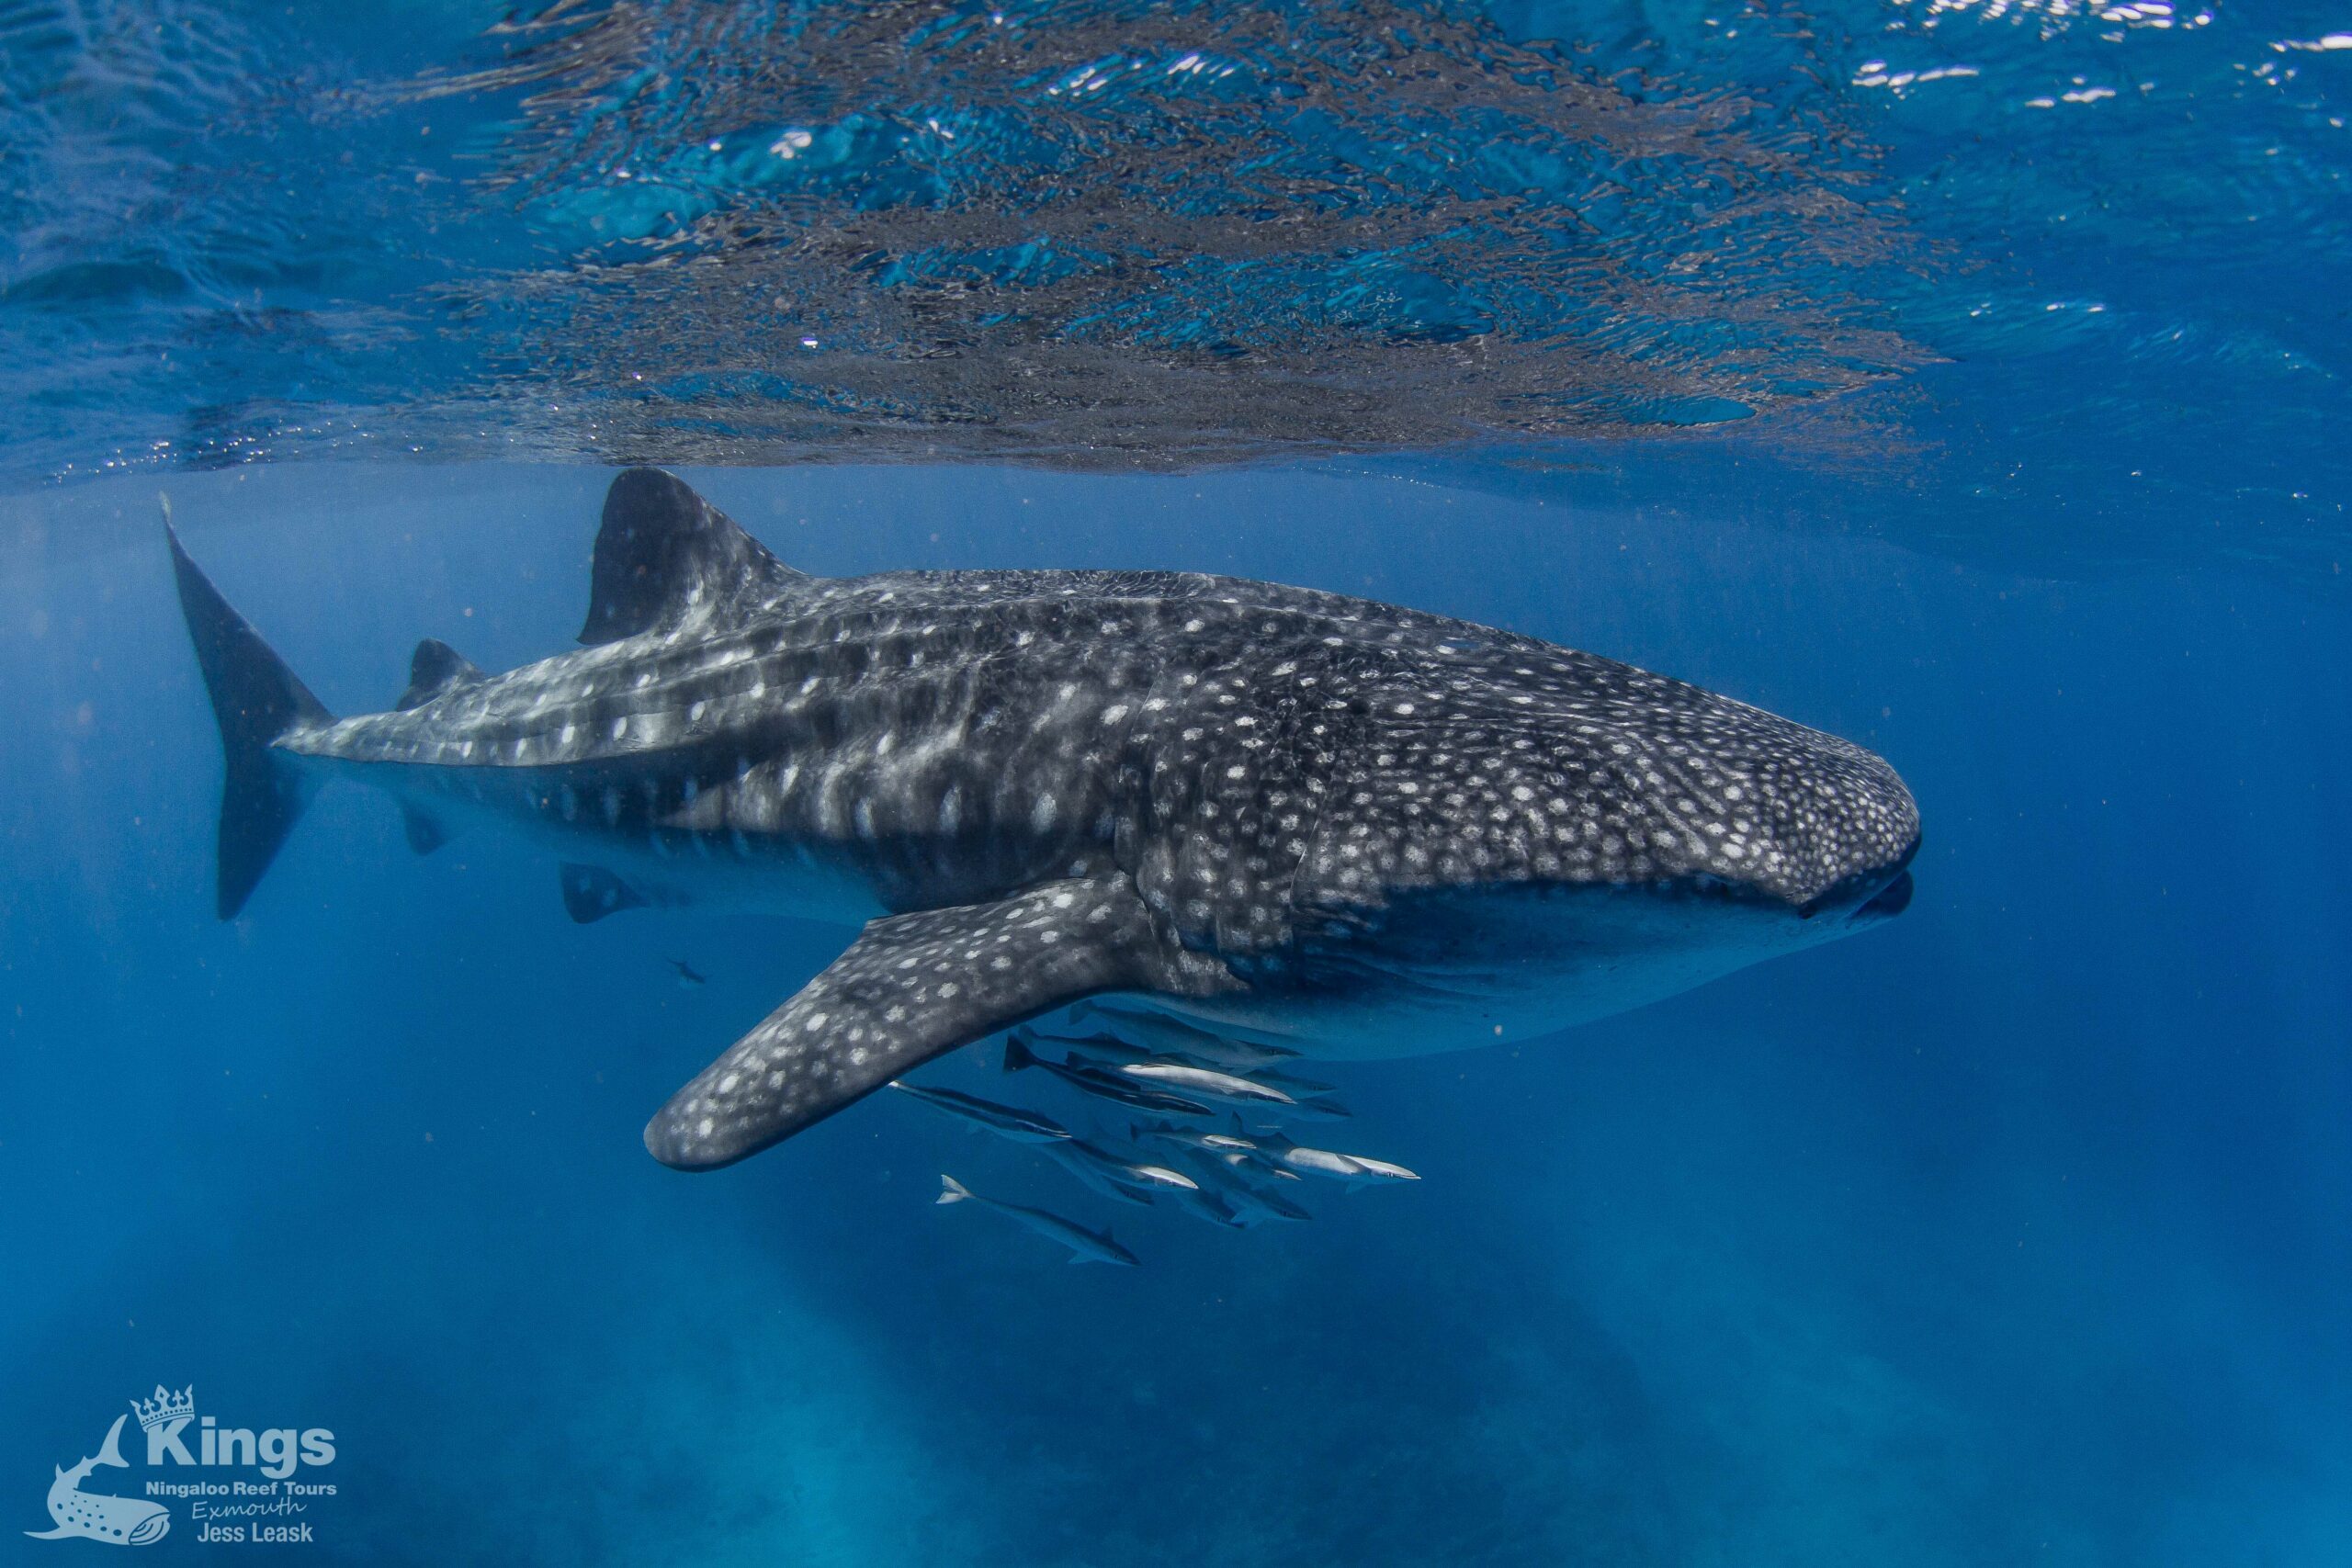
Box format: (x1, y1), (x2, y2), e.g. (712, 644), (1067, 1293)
(5, 0), (2346, 562)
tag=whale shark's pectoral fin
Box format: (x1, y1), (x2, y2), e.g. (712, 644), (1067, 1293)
(645, 876), (1214, 1170)
(24, 1527), (74, 1540)
(402, 805), (449, 855)
(560, 863), (648, 923)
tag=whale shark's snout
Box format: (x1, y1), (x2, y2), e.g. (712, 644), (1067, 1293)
(1299, 674), (1921, 922)
(1749, 732), (1922, 919)
(1798, 824), (1922, 927)
(1838, 820), (1921, 927)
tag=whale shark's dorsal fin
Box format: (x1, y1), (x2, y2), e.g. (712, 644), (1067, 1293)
(644, 875), (1228, 1170)
(580, 467), (808, 646)
(396, 638), (486, 711)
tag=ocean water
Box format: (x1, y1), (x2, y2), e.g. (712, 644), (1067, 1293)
(3, 3), (2348, 1565)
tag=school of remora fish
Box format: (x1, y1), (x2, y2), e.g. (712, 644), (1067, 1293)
(908, 999), (1417, 1266)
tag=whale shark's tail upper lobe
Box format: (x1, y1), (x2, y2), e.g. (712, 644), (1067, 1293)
(167, 525), (333, 919)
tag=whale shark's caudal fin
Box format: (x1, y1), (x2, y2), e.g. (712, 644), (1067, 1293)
(167, 525), (333, 919)
(580, 467), (808, 646)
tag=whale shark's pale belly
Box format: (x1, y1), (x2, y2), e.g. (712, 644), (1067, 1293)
(1134, 883), (1832, 1059)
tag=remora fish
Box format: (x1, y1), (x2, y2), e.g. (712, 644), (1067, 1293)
(667, 957), (708, 988)
(1189, 1161), (1314, 1225)
(1040, 1138), (1199, 1204)
(1164, 1182), (1246, 1229)
(1250, 1089), (1354, 1123)
(1252, 1127), (1421, 1185)
(886, 1079), (1072, 1144)
(1070, 1000), (1302, 1072)
(1002, 1031), (1216, 1117)
(1117, 1060), (1299, 1109)
(1246, 1067), (1341, 1099)
(168, 467), (1918, 1172)
(1132, 1120), (1261, 1159)
(935, 1175), (1139, 1266)
(1023, 1029), (1158, 1070)
(26, 1416), (171, 1545)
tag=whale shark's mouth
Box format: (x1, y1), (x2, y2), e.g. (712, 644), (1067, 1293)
(1789, 833), (1919, 925)
(1851, 870), (1915, 924)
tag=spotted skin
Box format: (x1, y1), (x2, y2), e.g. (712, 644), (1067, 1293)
(642, 876), (1218, 1168)
(175, 468), (1920, 1172)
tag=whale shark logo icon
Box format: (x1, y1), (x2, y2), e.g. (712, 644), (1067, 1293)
(26, 1416), (170, 1546)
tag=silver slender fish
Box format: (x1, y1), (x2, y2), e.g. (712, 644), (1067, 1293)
(1132, 1120), (1262, 1158)
(1253, 1128), (1419, 1185)
(936, 1175), (1139, 1266)
(1023, 1030), (1158, 1070)
(1003, 1030), (1216, 1116)
(1073, 1001), (1302, 1072)
(1040, 1138), (1200, 1206)
(1190, 1161), (1314, 1225)
(887, 1079), (1073, 1145)
(1118, 1060), (1298, 1108)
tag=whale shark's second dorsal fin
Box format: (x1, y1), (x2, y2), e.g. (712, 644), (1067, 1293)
(396, 638), (486, 711)
(580, 468), (808, 646)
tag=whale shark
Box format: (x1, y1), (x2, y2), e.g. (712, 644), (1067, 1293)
(168, 467), (1919, 1172)
(27, 1416), (171, 1545)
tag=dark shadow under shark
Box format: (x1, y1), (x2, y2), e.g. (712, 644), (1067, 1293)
(169, 468), (1919, 1171)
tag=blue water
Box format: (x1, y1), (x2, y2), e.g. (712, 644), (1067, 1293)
(4, 2), (2349, 1564)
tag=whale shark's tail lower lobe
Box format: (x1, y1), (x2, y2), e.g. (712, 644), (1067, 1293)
(167, 525), (333, 919)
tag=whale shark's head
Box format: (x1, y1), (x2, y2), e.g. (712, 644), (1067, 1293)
(1260, 656), (1921, 1054)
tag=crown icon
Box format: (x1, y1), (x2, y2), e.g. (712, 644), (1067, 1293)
(131, 1384), (195, 1430)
